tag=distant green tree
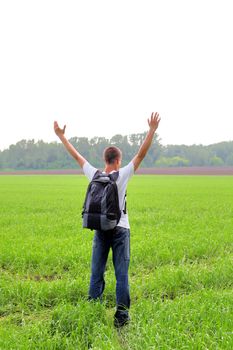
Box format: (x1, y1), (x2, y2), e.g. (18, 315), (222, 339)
(226, 153), (233, 166)
(209, 156), (224, 166)
(1, 136), (233, 170)
(155, 156), (189, 167)
(208, 142), (233, 163)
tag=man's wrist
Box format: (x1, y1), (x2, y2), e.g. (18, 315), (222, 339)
(148, 128), (156, 135)
(59, 134), (67, 143)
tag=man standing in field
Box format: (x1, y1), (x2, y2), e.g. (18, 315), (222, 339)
(54, 112), (160, 327)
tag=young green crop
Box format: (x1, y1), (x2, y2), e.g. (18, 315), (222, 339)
(0, 175), (232, 349)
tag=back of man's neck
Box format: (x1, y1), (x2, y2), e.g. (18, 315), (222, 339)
(104, 164), (118, 174)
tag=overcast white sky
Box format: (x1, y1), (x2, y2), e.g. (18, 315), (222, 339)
(0, 0), (232, 151)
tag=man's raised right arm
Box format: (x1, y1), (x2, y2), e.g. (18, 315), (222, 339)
(54, 121), (86, 168)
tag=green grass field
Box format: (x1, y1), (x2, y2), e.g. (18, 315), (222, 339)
(0, 175), (232, 349)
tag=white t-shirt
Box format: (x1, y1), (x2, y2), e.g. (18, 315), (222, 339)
(83, 161), (134, 229)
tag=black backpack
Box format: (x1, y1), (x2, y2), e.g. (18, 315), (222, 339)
(82, 170), (121, 231)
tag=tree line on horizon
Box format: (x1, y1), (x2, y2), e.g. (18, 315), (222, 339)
(0, 133), (233, 170)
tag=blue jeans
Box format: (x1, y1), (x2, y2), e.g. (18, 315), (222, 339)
(88, 226), (130, 311)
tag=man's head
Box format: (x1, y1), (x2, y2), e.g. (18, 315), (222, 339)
(103, 146), (122, 168)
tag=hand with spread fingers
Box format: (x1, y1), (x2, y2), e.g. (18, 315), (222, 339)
(147, 112), (161, 132)
(54, 121), (66, 138)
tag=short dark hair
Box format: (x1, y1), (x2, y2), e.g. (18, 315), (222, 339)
(103, 146), (122, 164)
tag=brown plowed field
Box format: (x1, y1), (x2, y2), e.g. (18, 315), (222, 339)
(1, 167), (233, 175)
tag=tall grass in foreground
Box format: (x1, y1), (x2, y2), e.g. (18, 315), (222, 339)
(0, 175), (232, 349)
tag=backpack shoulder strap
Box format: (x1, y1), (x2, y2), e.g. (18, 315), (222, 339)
(108, 171), (119, 182)
(92, 170), (102, 180)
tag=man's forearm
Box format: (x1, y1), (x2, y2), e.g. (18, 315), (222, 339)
(132, 128), (157, 171)
(59, 135), (86, 168)
(137, 128), (156, 161)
